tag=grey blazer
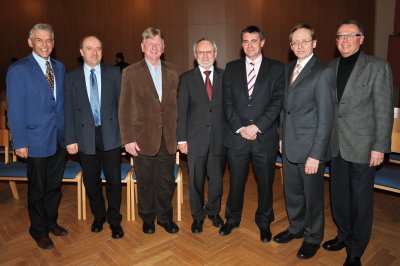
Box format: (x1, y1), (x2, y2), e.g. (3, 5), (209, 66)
(177, 67), (226, 156)
(282, 55), (336, 163)
(329, 51), (394, 164)
(64, 63), (122, 155)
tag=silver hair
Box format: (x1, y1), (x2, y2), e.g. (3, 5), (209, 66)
(193, 38), (218, 53)
(29, 23), (54, 40)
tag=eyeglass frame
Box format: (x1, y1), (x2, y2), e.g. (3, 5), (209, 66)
(336, 34), (363, 41)
(290, 39), (313, 47)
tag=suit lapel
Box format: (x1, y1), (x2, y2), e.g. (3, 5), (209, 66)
(251, 57), (270, 98)
(29, 55), (51, 94)
(340, 52), (366, 103)
(290, 56), (316, 91)
(194, 67), (210, 101)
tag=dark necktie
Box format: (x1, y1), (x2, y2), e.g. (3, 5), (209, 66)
(45, 61), (54, 92)
(90, 69), (101, 126)
(247, 62), (255, 97)
(204, 70), (212, 101)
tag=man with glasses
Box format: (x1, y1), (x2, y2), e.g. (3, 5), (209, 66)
(322, 20), (393, 266)
(177, 38), (226, 234)
(219, 26), (284, 242)
(273, 23), (335, 260)
(119, 27), (180, 235)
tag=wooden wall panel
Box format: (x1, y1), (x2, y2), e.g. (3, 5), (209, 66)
(0, 0), (375, 91)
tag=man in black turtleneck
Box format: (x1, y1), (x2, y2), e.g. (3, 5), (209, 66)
(322, 20), (394, 266)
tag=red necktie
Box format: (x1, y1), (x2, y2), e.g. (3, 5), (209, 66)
(204, 70), (212, 101)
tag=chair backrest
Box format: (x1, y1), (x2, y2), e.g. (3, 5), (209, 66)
(392, 108), (400, 153)
(0, 128), (11, 163)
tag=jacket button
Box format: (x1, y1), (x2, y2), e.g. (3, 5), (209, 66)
(287, 112), (291, 115)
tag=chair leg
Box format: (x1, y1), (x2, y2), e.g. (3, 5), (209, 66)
(280, 168), (284, 185)
(82, 182), (87, 220)
(9, 181), (19, 200)
(130, 180), (137, 221)
(126, 179), (131, 221)
(77, 174), (82, 220)
(177, 177), (182, 222)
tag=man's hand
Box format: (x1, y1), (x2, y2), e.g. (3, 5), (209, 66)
(370, 150), (384, 167)
(177, 143), (188, 154)
(239, 125), (259, 140)
(305, 157), (319, 175)
(15, 147), (28, 158)
(66, 143), (78, 154)
(124, 142), (141, 156)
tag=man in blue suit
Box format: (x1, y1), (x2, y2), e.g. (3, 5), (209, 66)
(6, 23), (67, 249)
(65, 36), (124, 239)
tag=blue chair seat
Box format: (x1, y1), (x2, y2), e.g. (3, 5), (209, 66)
(374, 165), (400, 191)
(63, 162), (82, 179)
(0, 161), (27, 177)
(100, 163), (132, 180)
(389, 153), (400, 161)
(276, 154), (283, 164)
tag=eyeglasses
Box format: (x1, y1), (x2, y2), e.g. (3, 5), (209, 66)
(290, 40), (313, 47)
(336, 34), (363, 41)
(196, 51), (214, 56)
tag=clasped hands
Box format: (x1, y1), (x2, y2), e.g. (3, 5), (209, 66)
(239, 124), (259, 140)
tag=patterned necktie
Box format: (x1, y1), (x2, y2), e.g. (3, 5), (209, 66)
(204, 70), (212, 101)
(290, 63), (302, 85)
(45, 61), (54, 92)
(247, 62), (255, 98)
(90, 69), (101, 126)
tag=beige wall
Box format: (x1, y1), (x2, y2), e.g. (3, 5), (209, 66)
(375, 0), (396, 59)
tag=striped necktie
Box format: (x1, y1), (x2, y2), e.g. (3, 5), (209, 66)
(90, 69), (101, 126)
(247, 62), (255, 98)
(290, 63), (302, 85)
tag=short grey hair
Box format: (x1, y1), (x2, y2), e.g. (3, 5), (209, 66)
(193, 38), (218, 53)
(29, 23), (54, 40)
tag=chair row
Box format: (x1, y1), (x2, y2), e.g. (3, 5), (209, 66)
(0, 127), (183, 222)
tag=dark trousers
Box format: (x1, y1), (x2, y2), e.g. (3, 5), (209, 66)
(27, 142), (66, 239)
(283, 154), (325, 244)
(330, 153), (375, 257)
(225, 144), (276, 228)
(133, 137), (175, 224)
(187, 150), (225, 221)
(78, 126), (122, 225)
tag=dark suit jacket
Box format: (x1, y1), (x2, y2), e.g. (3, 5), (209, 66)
(6, 53), (65, 157)
(223, 56), (284, 153)
(282, 55), (336, 163)
(119, 59), (179, 156)
(64, 63), (122, 155)
(177, 67), (226, 156)
(329, 52), (394, 164)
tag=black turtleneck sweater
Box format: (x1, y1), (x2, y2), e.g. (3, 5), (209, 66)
(337, 50), (361, 101)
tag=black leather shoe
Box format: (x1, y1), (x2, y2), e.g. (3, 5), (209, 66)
(273, 230), (303, 244)
(110, 224), (124, 239)
(157, 221), (179, 234)
(344, 256), (361, 266)
(191, 220), (204, 233)
(208, 214), (224, 228)
(49, 225), (68, 236)
(142, 222), (155, 234)
(260, 226), (272, 242)
(34, 236), (54, 249)
(219, 222), (238, 236)
(297, 241), (320, 259)
(322, 236), (346, 251)
(91, 219), (106, 233)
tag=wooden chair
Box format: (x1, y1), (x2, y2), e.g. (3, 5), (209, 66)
(130, 152), (183, 222)
(0, 128), (84, 219)
(81, 162), (133, 221)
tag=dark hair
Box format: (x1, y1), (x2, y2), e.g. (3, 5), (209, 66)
(289, 23), (315, 42)
(241, 26), (265, 41)
(337, 19), (364, 34)
(116, 52), (124, 60)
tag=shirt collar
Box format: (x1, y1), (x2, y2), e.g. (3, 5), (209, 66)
(198, 65), (214, 74)
(32, 51), (50, 66)
(297, 53), (313, 68)
(246, 54), (262, 65)
(84, 63), (101, 72)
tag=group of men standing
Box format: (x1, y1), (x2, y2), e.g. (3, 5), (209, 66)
(6, 19), (393, 266)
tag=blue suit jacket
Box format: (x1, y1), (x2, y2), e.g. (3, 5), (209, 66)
(6, 53), (65, 157)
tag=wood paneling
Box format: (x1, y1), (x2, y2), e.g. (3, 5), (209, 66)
(0, 0), (375, 89)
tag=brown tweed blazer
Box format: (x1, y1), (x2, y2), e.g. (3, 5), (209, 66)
(119, 59), (179, 156)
